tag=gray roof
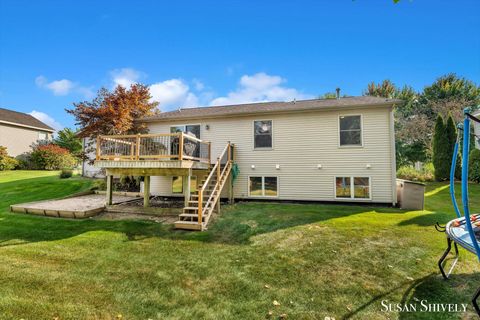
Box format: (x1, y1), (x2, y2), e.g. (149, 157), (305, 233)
(142, 96), (401, 122)
(0, 108), (55, 131)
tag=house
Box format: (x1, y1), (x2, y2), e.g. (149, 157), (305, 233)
(0, 107), (54, 156)
(94, 96), (400, 230)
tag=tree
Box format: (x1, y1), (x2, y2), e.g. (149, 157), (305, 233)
(432, 115), (450, 181)
(66, 84), (159, 138)
(445, 114), (461, 180)
(66, 84), (159, 163)
(54, 128), (83, 155)
(319, 92), (337, 99)
(365, 79), (397, 98)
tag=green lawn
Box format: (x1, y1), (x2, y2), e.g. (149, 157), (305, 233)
(0, 171), (479, 319)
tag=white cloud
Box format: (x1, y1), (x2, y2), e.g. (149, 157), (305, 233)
(210, 72), (312, 106)
(149, 79), (199, 109)
(35, 76), (74, 96)
(29, 110), (63, 131)
(110, 68), (143, 88)
(35, 75), (92, 98)
(192, 79), (205, 91)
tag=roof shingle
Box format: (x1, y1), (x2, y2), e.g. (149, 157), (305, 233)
(142, 96), (401, 122)
(0, 108), (55, 131)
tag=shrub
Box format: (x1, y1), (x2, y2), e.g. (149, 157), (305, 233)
(30, 144), (76, 170)
(432, 115), (450, 181)
(469, 149), (480, 183)
(114, 175), (141, 192)
(397, 164), (434, 182)
(0, 146), (19, 171)
(60, 169), (73, 179)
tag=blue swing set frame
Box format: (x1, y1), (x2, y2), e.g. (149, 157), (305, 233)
(438, 107), (480, 316)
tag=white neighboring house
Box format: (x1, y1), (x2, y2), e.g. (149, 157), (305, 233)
(90, 96), (400, 205)
(0, 107), (54, 156)
(82, 137), (104, 178)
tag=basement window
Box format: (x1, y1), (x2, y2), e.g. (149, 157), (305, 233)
(254, 120), (273, 149)
(172, 176), (197, 194)
(335, 177), (370, 200)
(249, 176), (278, 197)
(339, 115), (362, 146)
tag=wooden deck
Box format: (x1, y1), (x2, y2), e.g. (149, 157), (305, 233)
(93, 132), (235, 231)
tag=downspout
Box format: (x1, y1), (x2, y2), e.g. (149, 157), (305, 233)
(389, 106), (397, 206)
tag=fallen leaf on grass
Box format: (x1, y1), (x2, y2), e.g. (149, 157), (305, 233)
(264, 284), (270, 289)
(273, 300), (281, 306)
(279, 314), (288, 319)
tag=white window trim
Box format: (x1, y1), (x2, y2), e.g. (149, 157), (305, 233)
(253, 120), (274, 150)
(334, 176), (372, 200)
(338, 114), (364, 148)
(170, 123), (202, 137)
(247, 176), (279, 198)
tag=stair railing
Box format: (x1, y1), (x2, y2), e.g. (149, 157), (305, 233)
(197, 142), (233, 225)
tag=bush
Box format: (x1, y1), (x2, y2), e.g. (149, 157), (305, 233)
(469, 149), (480, 183)
(60, 169), (73, 179)
(0, 146), (19, 171)
(114, 175), (141, 192)
(397, 163), (434, 182)
(30, 144), (76, 170)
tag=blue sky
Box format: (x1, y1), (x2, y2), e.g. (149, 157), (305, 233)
(0, 0), (479, 130)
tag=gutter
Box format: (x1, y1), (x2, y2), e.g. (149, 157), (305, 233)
(0, 120), (55, 132)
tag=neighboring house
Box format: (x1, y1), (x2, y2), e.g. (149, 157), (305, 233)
(81, 137), (104, 178)
(0, 107), (54, 156)
(93, 96), (400, 229)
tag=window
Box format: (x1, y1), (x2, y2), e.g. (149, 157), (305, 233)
(254, 120), (272, 149)
(38, 132), (48, 140)
(335, 177), (370, 200)
(170, 125), (201, 157)
(339, 115), (362, 146)
(249, 176), (278, 197)
(172, 176), (197, 194)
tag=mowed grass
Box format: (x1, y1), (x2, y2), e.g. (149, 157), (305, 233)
(0, 171), (479, 319)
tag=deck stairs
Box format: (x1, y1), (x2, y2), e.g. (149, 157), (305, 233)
(174, 143), (234, 231)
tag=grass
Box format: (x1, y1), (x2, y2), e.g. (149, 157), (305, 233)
(0, 171), (479, 319)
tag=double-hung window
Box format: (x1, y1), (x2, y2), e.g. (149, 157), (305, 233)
(339, 115), (362, 146)
(335, 177), (370, 200)
(249, 176), (278, 197)
(254, 120), (273, 149)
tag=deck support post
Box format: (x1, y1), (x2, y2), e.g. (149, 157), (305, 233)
(228, 174), (234, 204)
(143, 176), (150, 207)
(184, 169), (191, 206)
(106, 175), (113, 206)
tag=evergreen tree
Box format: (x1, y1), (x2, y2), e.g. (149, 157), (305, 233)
(445, 115), (460, 180)
(432, 115), (450, 181)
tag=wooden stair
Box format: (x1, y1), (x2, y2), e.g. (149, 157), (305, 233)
(175, 143), (234, 231)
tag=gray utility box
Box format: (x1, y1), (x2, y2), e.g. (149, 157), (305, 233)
(396, 179), (426, 210)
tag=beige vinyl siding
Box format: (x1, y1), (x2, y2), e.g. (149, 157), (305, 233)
(148, 106), (395, 203)
(0, 123), (51, 157)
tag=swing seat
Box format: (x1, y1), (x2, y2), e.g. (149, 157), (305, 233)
(446, 214), (480, 254)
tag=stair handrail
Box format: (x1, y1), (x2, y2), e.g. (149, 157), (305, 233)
(197, 142), (231, 225)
